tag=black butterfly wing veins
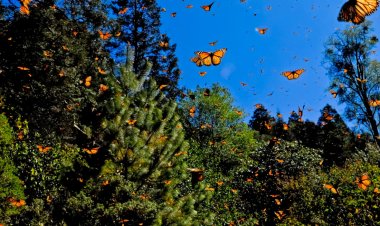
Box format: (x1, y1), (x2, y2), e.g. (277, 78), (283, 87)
(338, 0), (379, 24)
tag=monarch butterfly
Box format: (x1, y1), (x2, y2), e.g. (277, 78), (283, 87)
(356, 174), (371, 190)
(216, 181), (224, 186)
(330, 89), (338, 98)
(37, 145), (52, 153)
(170, 12), (177, 17)
(159, 41), (169, 48)
(99, 84), (109, 92)
(98, 30), (112, 40)
(323, 184), (338, 194)
(209, 41), (217, 46)
(256, 27), (268, 35)
(17, 66), (30, 71)
(369, 99), (380, 107)
(193, 48), (227, 66)
(201, 2), (214, 11)
(374, 187), (380, 193)
(114, 31), (121, 37)
(357, 78), (368, 83)
(84, 147), (99, 155)
(159, 84), (168, 90)
(20, 4), (30, 15)
(274, 198), (282, 205)
(255, 103), (263, 109)
(8, 198), (26, 207)
(43, 50), (53, 58)
(205, 187), (215, 191)
(281, 69), (305, 80)
(338, 0), (379, 24)
(98, 67), (106, 75)
(127, 119), (137, 125)
(275, 210), (286, 220)
(189, 106), (196, 117)
(235, 110), (243, 116)
(186, 4), (193, 8)
(199, 71), (207, 76)
(240, 82), (248, 87)
(283, 123), (289, 130)
(84, 76), (92, 87)
(323, 112), (334, 121)
(58, 69), (65, 77)
(118, 7), (128, 15)
(265, 121), (272, 130)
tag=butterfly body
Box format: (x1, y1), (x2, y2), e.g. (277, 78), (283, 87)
(192, 48), (227, 66)
(282, 69), (305, 80)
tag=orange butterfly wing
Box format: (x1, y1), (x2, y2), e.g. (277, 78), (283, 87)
(196, 51), (212, 66)
(201, 2), (214, 11)
(338, 0), (379, 24)
(282, 69), (304, 80)
(211, 48), (227, 65)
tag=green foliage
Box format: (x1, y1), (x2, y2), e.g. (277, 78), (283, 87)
(0, 2), (110, 144)
(284, 161), (380, 225)
(179, 84), (259, 225)
(0, 114), (25, 224)
(324, 21), (380, 143)
(63, 48), (208, 225)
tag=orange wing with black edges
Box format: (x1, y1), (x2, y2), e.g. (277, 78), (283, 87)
(211, 48), (227, 65)
(98, 30), (112, 40)
(323, 184), (338, 194)
(338, 0), (379, 24)
(195, 51), (212, 66)
(201, 2), (214, 11)
(256, 28), (268, 34)
(356, 174), (371, 190)
(191, 55), (203, 67)
(282, 69), (304, 80)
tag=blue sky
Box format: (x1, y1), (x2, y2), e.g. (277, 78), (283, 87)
(157, 0), (380, 128)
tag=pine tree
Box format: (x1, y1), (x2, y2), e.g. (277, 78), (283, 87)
(248, 105), (274, 135)
(317, 104), (355, 166)
(63, 47), (209, 225)
(110, 0), (181, 98)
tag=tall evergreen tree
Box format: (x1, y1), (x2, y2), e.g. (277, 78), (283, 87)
(324, 21), (380, 145)
(63, 48), (209, 225)
(248, 105), (274, 135)
(111, 0), (181, 98)
(317, 104), (355, 166)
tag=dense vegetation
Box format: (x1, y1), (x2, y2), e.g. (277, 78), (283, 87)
(1, 1), (380, 225)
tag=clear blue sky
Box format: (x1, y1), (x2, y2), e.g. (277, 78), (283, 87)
(157, 0), (380, 128)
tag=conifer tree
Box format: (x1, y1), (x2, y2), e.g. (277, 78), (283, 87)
(111, 0), (181, 98)
(248, 105), (274, 135)
(317, 104), (355, 166)
(63, 48), (209, 225)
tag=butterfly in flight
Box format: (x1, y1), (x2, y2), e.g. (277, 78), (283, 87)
(338, 0), (379, 24)
(192, 48), (227, 66)
(281, 69), (305, 80)
(256, 28), (268, 35)
(98, 30), (112, 40)
(201, 2), (214, 11)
